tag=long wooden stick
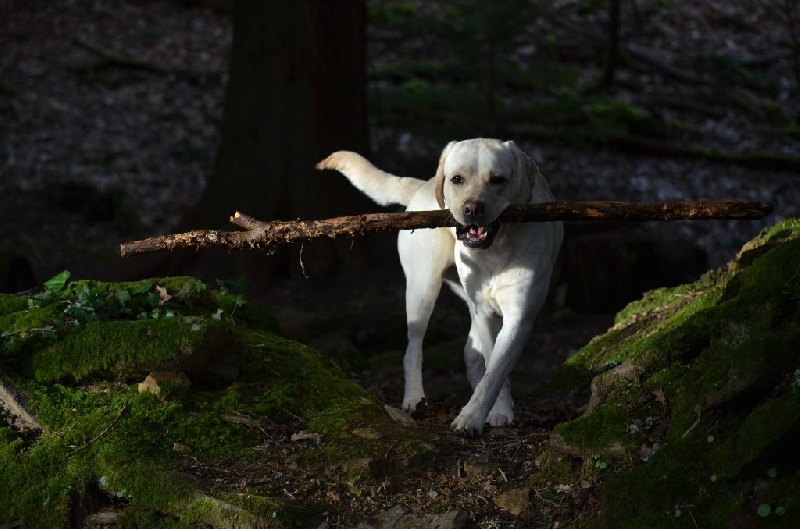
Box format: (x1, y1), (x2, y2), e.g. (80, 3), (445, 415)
(119, 200), (772, 258)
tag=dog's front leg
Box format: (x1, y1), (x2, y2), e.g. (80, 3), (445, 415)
(451, 311), (532, 436)
(464, 314), (514, 427)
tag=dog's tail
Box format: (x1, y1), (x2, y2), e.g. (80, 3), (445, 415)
(317, 151), (425, 207)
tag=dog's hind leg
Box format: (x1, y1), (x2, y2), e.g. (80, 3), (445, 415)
(463, 324), (485, 390)
(398, 228), (454, 412)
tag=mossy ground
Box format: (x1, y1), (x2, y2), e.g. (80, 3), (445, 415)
(0, 276), (420, 528)
(542, 218), (800, 527)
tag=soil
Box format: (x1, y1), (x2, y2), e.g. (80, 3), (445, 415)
(1, 0), (799, 526)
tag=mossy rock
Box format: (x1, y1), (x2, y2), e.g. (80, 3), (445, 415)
(547, 218), (800, 527)
(0, 276), (419, 528)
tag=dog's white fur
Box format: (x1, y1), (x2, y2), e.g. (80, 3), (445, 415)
(317, 138), (563, 436)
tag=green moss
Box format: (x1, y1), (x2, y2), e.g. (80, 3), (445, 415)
(0, 293), (29, 316)
(555, 219), (800, 527)
(552, 406), (633, 456)
(31, 317), (236, 383)
(237, 331), (389, 437)
(1, 274), (412, 527)
(710, 392), (800, 479)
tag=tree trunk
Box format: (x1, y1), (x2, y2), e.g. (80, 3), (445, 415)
(599, 0), (621, 89)
(133, 0), (378, 289)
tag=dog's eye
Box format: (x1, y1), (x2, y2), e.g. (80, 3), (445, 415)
(489, 175), (507, 185)
(450, 175), (464, 185)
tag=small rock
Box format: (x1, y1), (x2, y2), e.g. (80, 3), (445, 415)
(290, 431), (322, 443)
(493, 487), (531, 516)
(339, 457), (375, 475)
(462, 456), (499, 478)
(587, 360), (638, 413)
(366, 505), (407, 528)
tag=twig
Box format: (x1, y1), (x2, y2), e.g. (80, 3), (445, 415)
(0, 379), (41, 434)
(120, 201), (773, 258)
(681, 407), (701, 440)
(71, 35), (169, 74)
(70, 34), (214, 80)
(68, 405), (128, 456)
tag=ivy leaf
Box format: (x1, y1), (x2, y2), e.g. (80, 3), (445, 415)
(44, 270), (71, 292)
(114, 289), (131, 307)
(132, 281), (154, 295)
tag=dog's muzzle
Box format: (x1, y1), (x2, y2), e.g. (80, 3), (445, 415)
(456, 221), (501, 249)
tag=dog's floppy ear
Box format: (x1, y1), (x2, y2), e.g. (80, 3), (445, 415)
(434, 141), (456, 209)
(504, 140), (539, 204)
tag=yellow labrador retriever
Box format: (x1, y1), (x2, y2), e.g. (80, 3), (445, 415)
(317, 138), (563, 436)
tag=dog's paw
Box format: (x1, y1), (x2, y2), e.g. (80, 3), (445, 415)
(451, 410), (485, 438)
(402, 394), (425, 414)
(487, 401), (514, 427)
(486, 412), (513, 427)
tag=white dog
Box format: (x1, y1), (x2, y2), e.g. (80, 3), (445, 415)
(317, 139), (563, 436)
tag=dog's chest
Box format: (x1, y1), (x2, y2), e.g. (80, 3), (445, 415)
(475, 277), (505, 315)
(456, 246), (515, 316)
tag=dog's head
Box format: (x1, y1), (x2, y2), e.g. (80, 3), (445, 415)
(434, 139), (544, 249)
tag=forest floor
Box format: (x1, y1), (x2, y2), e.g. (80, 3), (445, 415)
(1, 0), (799, 526)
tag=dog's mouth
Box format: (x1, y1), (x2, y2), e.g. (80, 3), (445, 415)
(456, 221), (501, 249)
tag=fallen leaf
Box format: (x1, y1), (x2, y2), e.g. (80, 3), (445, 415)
(137, 374), (161, 395)
(384, 404), (415, 426)
(652, 389), (667, 404)
(174, 282), (191, 299)
(137, 371), (190, 395)
(156, 285), (172, 305)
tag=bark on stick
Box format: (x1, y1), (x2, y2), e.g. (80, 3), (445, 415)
(119, 200), (772, 258)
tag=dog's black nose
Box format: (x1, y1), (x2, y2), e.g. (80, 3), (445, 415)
(462, 201), (484, 224)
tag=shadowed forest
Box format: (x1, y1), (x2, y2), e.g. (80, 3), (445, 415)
(1, 1), (799, 527)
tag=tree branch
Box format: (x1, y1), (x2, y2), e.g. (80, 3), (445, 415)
(0, 378), (41, 434)
(120, 201), (772, 258)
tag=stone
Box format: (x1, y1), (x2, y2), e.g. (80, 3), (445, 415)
(493, 487), (531, 516)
